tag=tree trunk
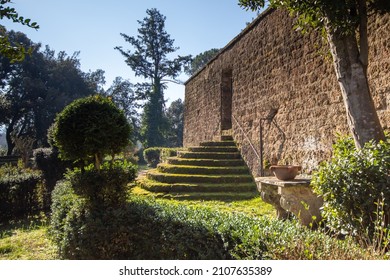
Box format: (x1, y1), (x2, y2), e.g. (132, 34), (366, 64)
(325, 26), (385, 149)
(6, 120), (15, 155)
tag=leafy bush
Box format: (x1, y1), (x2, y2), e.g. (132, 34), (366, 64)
(51, 95), (131, 169)
(50, 186), (373, 260)
(33, 148), (70, 209)
(0, 164), (42, 221)
(312, 135), (390, 244)
(143, 147), (182, 167)
(64, 160), (136, 209)
(143, 147), (162, 167)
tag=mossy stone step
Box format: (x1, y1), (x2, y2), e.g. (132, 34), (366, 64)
(137, 177), (256, 193)
(177, 151), (241, 159)
(221, 135), (233, 141)
(147, 170), (254, 184)
(157, 163), (250, 175)
(200, 141), (236, 147)
(187, 146), (238, 153)
(166, 158), (246, 167)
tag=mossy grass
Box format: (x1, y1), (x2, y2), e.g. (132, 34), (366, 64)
(146, 170), (254, 184)
(157, 163), (250, 175)
(131, 185), (274, 218)
(167, 158), (245, 167)
(177, 151), (241, 159)
(0, 213), (58, 260)
(137, 176), (256, 192)
(200, 141), (236, 146)
(187, 146), (238, 153)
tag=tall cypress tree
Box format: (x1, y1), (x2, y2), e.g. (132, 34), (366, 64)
(116, 8), (191, 148)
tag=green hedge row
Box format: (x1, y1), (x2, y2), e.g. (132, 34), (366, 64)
(50, 183), (373, 259)
(0, 164), (42, 222)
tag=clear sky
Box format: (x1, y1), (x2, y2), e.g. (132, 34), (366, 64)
(1, 0), (259, 104)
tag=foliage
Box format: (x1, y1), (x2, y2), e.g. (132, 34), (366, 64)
(33, 148), (70, 209)
(64, 160), (136, 209)
(0, 0), (39, 62)
(185, 48), (220, 76)
(116, 8), (191, 147)
(143, 147), (162, 168)
(105, 77), (141, 143)
(312, 135), (390, 248)
(50, 189), (374, 260)
(143, 147), (182, 167)
(52, 95), (131, 169)
(0, 163), (42, 221)
(0, 33), (98, 155)
(165, 98), (184, 147)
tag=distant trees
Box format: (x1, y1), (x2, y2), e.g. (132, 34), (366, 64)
(0, 28), (99, 155)
(239, 0), (390, 148)
(165, 98), (184, 147)
(116, 8), (191, 148)
(185, 48), (220, 76)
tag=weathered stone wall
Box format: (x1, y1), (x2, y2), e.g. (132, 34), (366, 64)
(184, 8), (390, 177)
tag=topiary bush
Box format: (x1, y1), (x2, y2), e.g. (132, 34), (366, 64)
(312, 135), (390, 245)
(52, 95), (131, 169)
(143, 147), (162, 167)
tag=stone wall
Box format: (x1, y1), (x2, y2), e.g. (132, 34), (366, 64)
(184, 8), (390, 177)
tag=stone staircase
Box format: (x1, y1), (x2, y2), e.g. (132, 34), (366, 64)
(137, 135), (257, 195)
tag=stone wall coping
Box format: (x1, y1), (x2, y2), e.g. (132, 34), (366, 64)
(255, 176), (311, 188)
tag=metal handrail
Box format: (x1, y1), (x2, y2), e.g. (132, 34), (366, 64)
(231, 115), (261, 161)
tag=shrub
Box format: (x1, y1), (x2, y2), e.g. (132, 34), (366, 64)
(0, 164), (42, 221)
(143, 147), (162, 167)
(50, 188), (373, 260)
(64, 160), (137, 209)
(143, 147), (183, 167)
(33, 148), (70, 209)
(52, 95), (131, 169)
(312, 135), (390, 246)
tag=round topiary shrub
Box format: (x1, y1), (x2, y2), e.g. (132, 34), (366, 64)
(52, 95), (131, 169)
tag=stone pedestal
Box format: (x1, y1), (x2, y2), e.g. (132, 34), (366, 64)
(255, 177), (323, 226)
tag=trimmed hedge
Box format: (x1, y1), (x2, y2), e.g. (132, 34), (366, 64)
(51, 184), (373, 260)
(0, 164), (42, 222)
(143, 147), (183, 167)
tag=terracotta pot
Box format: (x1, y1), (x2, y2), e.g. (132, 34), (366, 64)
(270, 165), (302, 181)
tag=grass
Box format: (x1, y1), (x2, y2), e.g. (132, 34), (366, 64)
(0, 213), (58, 260)
(0, 183), (275, 260)
(131, 185), (275, 218)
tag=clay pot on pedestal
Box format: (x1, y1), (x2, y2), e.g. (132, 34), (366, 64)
(270, 165), (302, 181)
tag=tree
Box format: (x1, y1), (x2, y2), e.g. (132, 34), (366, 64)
(0, 30), (96, 155)
(239, 0), (389, 148)
(185, 48), (220, 76)
(105, 77), (141, 143)
(0, 0), (39, 62)
(165, 98), (184, 147)
(52, 95), (131, 170)
(115, 8), (191, 148)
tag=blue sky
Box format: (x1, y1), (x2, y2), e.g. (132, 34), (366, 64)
(2, 0), (260, 104)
